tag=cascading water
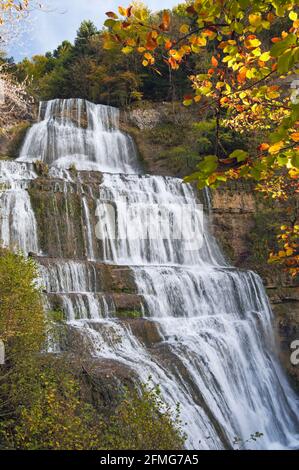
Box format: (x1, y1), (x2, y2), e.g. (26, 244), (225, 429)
(18, 99), (139, 173)
(0, 98), (298, 449)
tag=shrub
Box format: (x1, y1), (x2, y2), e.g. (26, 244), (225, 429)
(0, 248), (186, 450)
(0, 247), (45, 361)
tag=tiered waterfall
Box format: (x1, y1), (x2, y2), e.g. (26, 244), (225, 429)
(0, 98), (298, 449)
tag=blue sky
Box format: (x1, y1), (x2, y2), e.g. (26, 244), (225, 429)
(8, 0), (179, 62)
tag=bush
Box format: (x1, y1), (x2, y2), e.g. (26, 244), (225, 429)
(0, 247), (45, 361)
(0, 248), (185, 450)
(103, 382), (186, 450)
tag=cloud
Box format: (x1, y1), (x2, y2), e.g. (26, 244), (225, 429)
(8, 0), (178, 61)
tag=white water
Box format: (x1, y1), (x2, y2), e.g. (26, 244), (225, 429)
(18, 98), (139, 173)
(0, 189), (39, 254)
(0, 98), (298, 449)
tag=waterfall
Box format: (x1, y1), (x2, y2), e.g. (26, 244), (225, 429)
(0, 161), (39, 253)
(18, 98), (139, 173)
(1, 98), (298, 449)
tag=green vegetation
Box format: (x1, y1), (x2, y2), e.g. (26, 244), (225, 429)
(116, 310), (142, 319)
(34, 160), (49, 177)
(5, 122), (31, 159)
(0, 248), (185, 450)
(13, 17), (204, 107)
(144, 118), (249, 175)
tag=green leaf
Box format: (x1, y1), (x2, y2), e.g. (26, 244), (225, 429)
(216, 174), (227, 182)
(197, 155), (218, 174)
(277, 50), (294, 74)
(183, 98), (193, 107)
(183, 172), (201, 183)
(104, 19), (117, 28)
(291, 154), (299, 169)
(249, 166), (262, 180)
(197, 179), (208, 190)
(270, 33), (297, 58)
(277, 155), (288, 166)
(229, 149), (248, 162)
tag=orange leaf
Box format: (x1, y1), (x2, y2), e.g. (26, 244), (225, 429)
(291, 132), (299, 142)
(211, 56), (218, 67)
(267, 13), (275, 23)
(146, 32), (158, 51)
(259, 143), (270, 151)
(169, 49), (182, 61)
(237, 67), (247, 83)
(165, 40), (172, 50)
(203, 29), (216, 37)
(160, 11), (170, 31)
(168, 57), (179, 70)
(271, 37), (280, 43)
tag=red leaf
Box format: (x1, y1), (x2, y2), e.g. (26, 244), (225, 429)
(186, 5), (196, 15)
(106, 11), (118, 19)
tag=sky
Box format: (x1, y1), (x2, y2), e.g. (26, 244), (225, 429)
(7, 0), (179, 62)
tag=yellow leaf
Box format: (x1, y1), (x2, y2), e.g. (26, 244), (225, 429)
(126, 38), (136, 46)
(180, 24), (189, 34)
(268, 141), (284, 154)
(249, 13), (262, 27)
(169, 49), (182, 60)
(196, 36), (207, 47)
(118, 6), (126, 16)
(289, 11), (298, 21)
(122, 46), (133, 54)
(259, 51), (270, 62)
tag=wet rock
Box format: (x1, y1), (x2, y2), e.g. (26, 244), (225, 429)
(112, 293), (143, 313)
(120, 318), (163, 347)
